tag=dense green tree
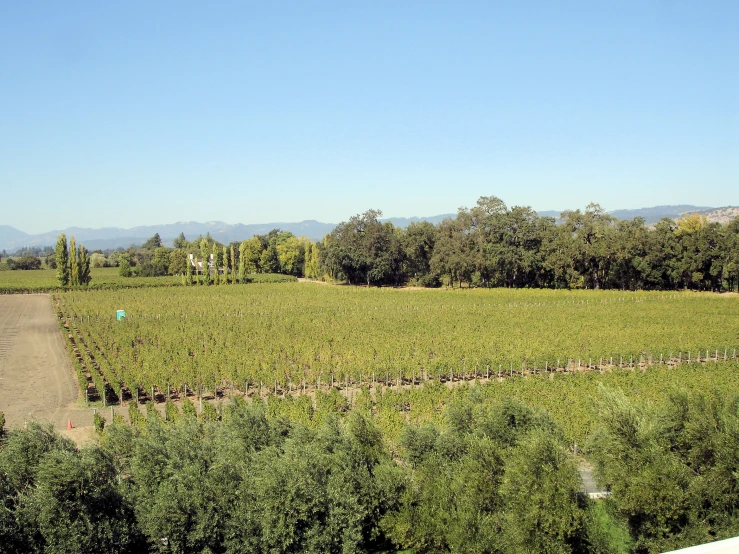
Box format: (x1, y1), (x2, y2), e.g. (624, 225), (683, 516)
(324, 210), (404, 286)
(276, 235), (305, 276)
(608, 218), (648, 290)
(221, 245), (228, 284)
(90, 252), (106, 268)
(259, 240), (281, 273)
(241, 237), (262, 276)
(401, 221), (438, 285)
(45, 254), (57, 269)
(723, 217), (739, 291)
(184, 253), (194, 285)
(560, 204), (615, 289)
(230, 245), (237, 284)
(69, 237), (79, 286)
(78, 244), (91, 285)
(304, 241), (321, 279)
(168, 248), (189, 276)
(431, 215), (475, 287)
(141, 232), (163, 250)
(585, 387), (739, 552)
(8, 254), (42, 270)
(384, 396), (582, 553)
(501, 429), (585, 553)
(118, 253), (133, 277)
(23, 447), (143, 553)
(173, 232), (187, 249)
(55, 234), (69, 286)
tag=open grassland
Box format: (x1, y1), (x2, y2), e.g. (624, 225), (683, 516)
(53, 284), (739, 408)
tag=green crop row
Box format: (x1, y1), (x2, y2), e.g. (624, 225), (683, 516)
(53, 284), (739, 398)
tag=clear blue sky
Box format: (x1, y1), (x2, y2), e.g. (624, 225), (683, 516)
(1, 1), (737, 233)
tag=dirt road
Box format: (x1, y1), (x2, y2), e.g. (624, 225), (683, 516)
(0, 294), (90, 430)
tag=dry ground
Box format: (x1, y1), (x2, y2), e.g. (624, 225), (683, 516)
(0, 294), (92, 431)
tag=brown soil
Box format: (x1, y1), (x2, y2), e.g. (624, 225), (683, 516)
(60, 426), (98, 447)
(0, 295), (92, 431)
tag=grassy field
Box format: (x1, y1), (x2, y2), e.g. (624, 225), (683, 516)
(0, 267), (180, 292)
(53, 284), (739, 407)
(0, 267), (297, 292)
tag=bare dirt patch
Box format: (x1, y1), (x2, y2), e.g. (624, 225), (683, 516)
(60, 426), (98, 447)
(0, 295), (91, 431)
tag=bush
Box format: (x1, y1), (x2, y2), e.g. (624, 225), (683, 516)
(182, 396), (197, 419)
(145, 401), (161, 421)
(128, 403), (145, 428)
(201, 401), (219, 421)
(164, 398), (180, 422)
(93, 412), (105, 433)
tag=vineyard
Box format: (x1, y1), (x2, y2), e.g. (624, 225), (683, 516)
(357, 360), (739, 444)
(52, 283), (739, 410)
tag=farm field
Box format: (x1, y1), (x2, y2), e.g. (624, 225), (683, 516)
(354, 360), (739, 444)
(54, 283), (739, 408)
(0, 267), (180, 293)
(0, 267), (297, 293)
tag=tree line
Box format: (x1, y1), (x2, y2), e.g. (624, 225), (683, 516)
(1, 387), (738, 553)
(321, 198), (739, 291)
(1, 246), (54, 271)
(110, 229), (313, 285)
(51, 197), (739, 291)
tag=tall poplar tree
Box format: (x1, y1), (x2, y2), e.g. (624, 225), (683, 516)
(185, 255), (193, 285)
(222, 246), (228, 285)
(69, 237), (79, 286)
(238, 241), (247, 283)
(199, 238), (210, 285)
(78, 245), (91, 286)
(230, 245), (236, 284)
(55, 233), (70, 286)
(212, 243), (220, 285)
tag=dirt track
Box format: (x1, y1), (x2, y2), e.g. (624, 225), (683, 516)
(0, 295), (90, 430)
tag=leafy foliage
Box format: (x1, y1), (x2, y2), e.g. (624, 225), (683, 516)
(54, 283), (739, 403)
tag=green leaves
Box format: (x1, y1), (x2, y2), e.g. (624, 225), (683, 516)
(55, 233), (69, 286)
(0, 425), (143, 554)
(587, 388), (739, 552)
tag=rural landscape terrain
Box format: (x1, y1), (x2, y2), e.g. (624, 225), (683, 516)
(1, 200), (739, 553)
(2, 1), (737, 552)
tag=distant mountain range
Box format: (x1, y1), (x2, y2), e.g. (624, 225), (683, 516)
(1, 205), (735, 252)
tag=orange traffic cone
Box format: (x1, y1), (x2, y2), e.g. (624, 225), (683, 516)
(67, 419), (73, 430)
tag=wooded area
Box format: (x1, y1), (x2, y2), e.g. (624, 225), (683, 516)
(54, 198), (739, 292)
(2, 388), (738, 553)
